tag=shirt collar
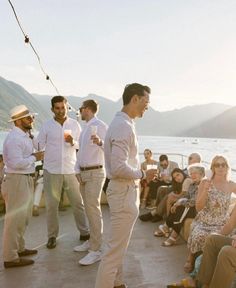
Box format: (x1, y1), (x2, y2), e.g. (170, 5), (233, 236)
(116, 111), (134, 125)
(13, 126), (28, 137)
(86, 116), (97, 126)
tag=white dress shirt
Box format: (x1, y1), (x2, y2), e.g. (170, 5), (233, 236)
(36, 117), (81, 174)
(104, 112), (142, 180)
(3, 127), (36, 174)
(75, 116), (107, 173)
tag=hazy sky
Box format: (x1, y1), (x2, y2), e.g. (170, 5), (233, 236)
(1, 0), (236, 111)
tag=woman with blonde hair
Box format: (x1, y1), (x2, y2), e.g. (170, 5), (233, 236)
(184, 155), (236, 274)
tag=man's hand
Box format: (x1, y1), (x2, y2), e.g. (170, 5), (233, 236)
(32, 151), (44, 161)
(91, 135), (102, 146)
(65, 134), (74, 146)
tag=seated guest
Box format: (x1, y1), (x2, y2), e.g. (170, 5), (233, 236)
(160, 164), (205, 246)
(183, 153), (202, 175)
(140, 149), (158, 209)
(139, 168), (191, 223)
(144, 154), (178, 208)
(197, 203), (236, 288)
(185, 155), (236, 274)
(168, 201), (236, 288)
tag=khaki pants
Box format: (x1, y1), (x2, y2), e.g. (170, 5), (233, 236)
(80, 168), (105, 251)
(2, 174), (34, 262)
(95, 179), (139, 288)
(43, 170), (89, 238)
(198, 234), (236, 288)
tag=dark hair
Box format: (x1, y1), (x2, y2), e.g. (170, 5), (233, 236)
(122, 83), (151, 105)
(51, 96), (67, 108)
(81, 99), (98, 113)
(159, 154), (168, 162)
(171, 168), (187, 193)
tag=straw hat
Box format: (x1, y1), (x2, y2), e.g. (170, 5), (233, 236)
(8, 105), (37, 122)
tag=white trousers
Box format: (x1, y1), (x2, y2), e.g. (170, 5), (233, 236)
(80, 168), (105, 251)
(95, 179), (139, 288)
(43, 170), (89, 238)
(2, 173), (34, 262)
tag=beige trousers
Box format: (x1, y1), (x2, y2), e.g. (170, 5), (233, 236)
(95, 179), (139, 288)
(198, 234), (236, 288)
(43, 170), (89, 238)
(2, 173), (34, 262)
(80, 168), (105, 251)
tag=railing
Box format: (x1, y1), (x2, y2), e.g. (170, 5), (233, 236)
(139, 152), (236, 181)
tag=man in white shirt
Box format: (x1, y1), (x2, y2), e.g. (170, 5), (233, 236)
(2, 105), (44, 268)
(95, 83), (157, 288)
(74, 99), (107, 266)
(36, 96), (89, 249)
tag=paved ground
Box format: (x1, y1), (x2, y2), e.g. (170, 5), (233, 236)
(0, 206), (188, 288)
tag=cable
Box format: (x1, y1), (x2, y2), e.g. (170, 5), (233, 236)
(7, 0), (78, 114)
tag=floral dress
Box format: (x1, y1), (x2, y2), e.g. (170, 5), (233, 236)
(187, 184), (231, 254)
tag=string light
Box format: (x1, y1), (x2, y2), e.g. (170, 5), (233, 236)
(7, 0), (77, 114)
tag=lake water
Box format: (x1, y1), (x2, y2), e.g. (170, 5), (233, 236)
(1, 131), (236, 178)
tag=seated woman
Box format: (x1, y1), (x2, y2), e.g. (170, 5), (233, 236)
(197, 203), (236, 288)
(140, 148), (158, 209)
(185, 155), (236, 274)
(159, 164), (205, 246)
(150, 168), (192, 234)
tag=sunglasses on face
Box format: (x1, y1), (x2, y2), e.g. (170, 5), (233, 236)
(79, 107), (86, 113)
(214, 162), (227, 168)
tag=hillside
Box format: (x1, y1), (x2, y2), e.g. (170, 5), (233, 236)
(0, 76), (233, 137)
(0, 76), (50, 130)
(33, 93), (231, 136)
(181, 107), (236, 139)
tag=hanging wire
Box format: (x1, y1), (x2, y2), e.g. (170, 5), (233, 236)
(7, 0), (79, 115)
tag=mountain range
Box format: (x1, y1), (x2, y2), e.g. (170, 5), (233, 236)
(0, 76), (235, 138)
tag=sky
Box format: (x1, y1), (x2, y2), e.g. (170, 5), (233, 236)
(1, 0), (236, 111)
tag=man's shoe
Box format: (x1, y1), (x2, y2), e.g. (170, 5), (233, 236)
(73, 240), (90, 252)
(4, 258), (34, 268)
(139, 212), (153, 222)
(18, 249), (38, 257)
(79, 250), (101, 266)
(114, 285), (128, 288)
(46, 237), (57, 249)
(151, 214), (163, 223)
(32, 205), (39, 216)
(58, 205), (67, 211)
(80, 234), (90, 241)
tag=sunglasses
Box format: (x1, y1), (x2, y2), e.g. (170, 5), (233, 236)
(79, 106), (87, 113)
(214, 163), (227, 168)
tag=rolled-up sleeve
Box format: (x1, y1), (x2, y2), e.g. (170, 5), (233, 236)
(110, 130), (142, 180)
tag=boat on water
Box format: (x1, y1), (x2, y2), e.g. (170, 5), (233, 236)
(191, 139), (199, 145)
(0, 205), (187, 288)
(0, 153), (236, 288)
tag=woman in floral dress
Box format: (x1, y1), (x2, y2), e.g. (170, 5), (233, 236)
(184, 155), (236, 273)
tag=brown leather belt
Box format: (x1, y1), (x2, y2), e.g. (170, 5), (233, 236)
(23, 173), (35, 177)
(80, 165), (103, 171)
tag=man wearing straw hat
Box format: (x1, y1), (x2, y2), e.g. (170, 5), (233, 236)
(2, 105), (44, 268)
